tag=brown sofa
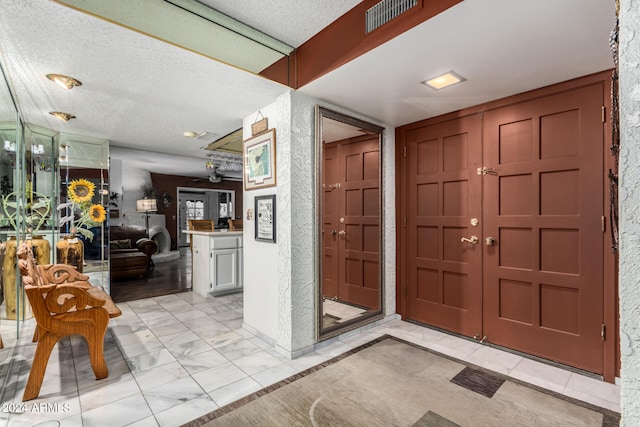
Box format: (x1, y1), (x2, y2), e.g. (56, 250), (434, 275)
(110, 226), (157, 280)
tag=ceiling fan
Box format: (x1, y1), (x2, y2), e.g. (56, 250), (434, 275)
(191, 159), (243, 184)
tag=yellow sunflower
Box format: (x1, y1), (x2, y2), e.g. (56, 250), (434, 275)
(88, 204), (106, 223)
(68, 179), (95, 203)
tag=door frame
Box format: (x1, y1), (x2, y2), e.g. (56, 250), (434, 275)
(396, 70), (617, 382)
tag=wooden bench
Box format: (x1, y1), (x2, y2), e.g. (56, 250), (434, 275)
(0, 242), (3, 349)
(17, 241), (121, 401)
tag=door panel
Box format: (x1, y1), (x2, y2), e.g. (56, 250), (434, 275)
(338, 137), (380, 309)
(405, 114), (483, 337)
(483, 84), (604, 372)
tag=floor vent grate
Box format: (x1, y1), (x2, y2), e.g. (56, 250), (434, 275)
(366, 0), (418, 33)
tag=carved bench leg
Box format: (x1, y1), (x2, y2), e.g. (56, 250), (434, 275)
(23, 332), (58, 401)
(85, 310), (109, 379)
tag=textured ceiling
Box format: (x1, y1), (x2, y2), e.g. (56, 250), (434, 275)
(0, 0), (616, 178)
(0, 0), (295, 177)
(195, 0), (361, 47)
(299, 0), (616, 127)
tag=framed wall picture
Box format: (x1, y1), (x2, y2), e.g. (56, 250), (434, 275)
(254, 194), (276, 243)
(243, 128), (276, 190)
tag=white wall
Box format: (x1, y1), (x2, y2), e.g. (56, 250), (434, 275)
(242, 91), (396, 356)
(242, 92), (289, 348)
(108, 161), (163, 229)
(619, 0), (640, 424)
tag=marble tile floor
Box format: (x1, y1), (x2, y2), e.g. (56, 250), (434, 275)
(323, 299), (367, 324)
(0, 291), (621, 427)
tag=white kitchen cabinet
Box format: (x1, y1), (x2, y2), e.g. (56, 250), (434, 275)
(187, 231), (243, 297)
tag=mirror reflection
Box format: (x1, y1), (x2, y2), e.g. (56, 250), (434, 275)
(57, 136), (109, 289)
(318, 107), (384, 337)
(0, 112), (109, 350)
(178, 187), (236, 248)
(0, 60), (19, 344)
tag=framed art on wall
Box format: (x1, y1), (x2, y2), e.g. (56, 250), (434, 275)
(255, 194), (276, 243)
(243, 128), (276, 190)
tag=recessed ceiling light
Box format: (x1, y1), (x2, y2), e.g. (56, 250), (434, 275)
(183, 131), (199, 138)
(46, 73), (82, 90)
(421, 70), (467, 90)
(49, 111), (76, 122)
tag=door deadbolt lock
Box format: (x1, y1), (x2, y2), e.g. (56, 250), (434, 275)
(461, 236), (479, 244)
(470, 218), (479, 227)
(339, 217), (345, 224)
(485, 237), (496, 246)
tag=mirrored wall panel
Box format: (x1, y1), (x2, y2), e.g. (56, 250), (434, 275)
(316, 106), (384, 339)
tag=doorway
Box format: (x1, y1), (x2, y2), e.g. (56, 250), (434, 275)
(400, 82), (606, 373)
(323, 135), (381, 311)
(177, 188), (235, 247)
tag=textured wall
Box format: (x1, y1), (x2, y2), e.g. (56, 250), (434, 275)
(242, 94), (287, 343)
(619, 0), (640, 424)
(287, 92), (317, 352)
(242, 92), (396, 355)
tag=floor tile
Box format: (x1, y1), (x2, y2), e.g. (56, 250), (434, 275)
(508, 358), (572, 394)
(180, 350), (229, 375)
(232, 350), (284, 376)
(216, 338), (262, 360)
(429, 334), (482, 360)
(251, 363), (299, 387)
(1, 286), (621, 426)
(133, 361), (190, 391)
(154, 395), (218, 427)
(125, 348), (176, 374)
(125, 415), (160, 427)
(465, 345), (523, 375)
(79, 373), (141, 411)
(81, 393), (153, 427)
(563, 372), (621, 412)
(191, 361), (248, 393)
(148, 321), (190, 338)
(208, 376), (263, 407)
(142, 376), (207, 413)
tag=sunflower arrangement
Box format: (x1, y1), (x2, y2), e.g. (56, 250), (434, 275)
(59, 178), (107, 241)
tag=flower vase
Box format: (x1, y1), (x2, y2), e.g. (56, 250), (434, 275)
(56, 236), (84, 273)
(2, 236), (50, 320)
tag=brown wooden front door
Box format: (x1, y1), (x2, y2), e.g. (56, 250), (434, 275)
(323, 135), (380, 309)
(482, 84), (604, 372)
(404, 114), (483, 337)
(401, 82), (605, 373)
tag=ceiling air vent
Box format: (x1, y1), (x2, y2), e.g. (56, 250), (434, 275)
(366, 0), (417, 33)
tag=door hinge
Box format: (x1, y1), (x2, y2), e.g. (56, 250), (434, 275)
(403, 283), (407, 297)
(403, 146), (407, 158)
(602, 106), (606, 123)
(601, 324), (606, 341)
(602, 216), (606, 233)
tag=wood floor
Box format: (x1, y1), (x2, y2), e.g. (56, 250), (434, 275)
(110, 249), (192, 303)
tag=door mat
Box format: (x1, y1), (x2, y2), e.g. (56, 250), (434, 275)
(183, 335), (619, 427)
